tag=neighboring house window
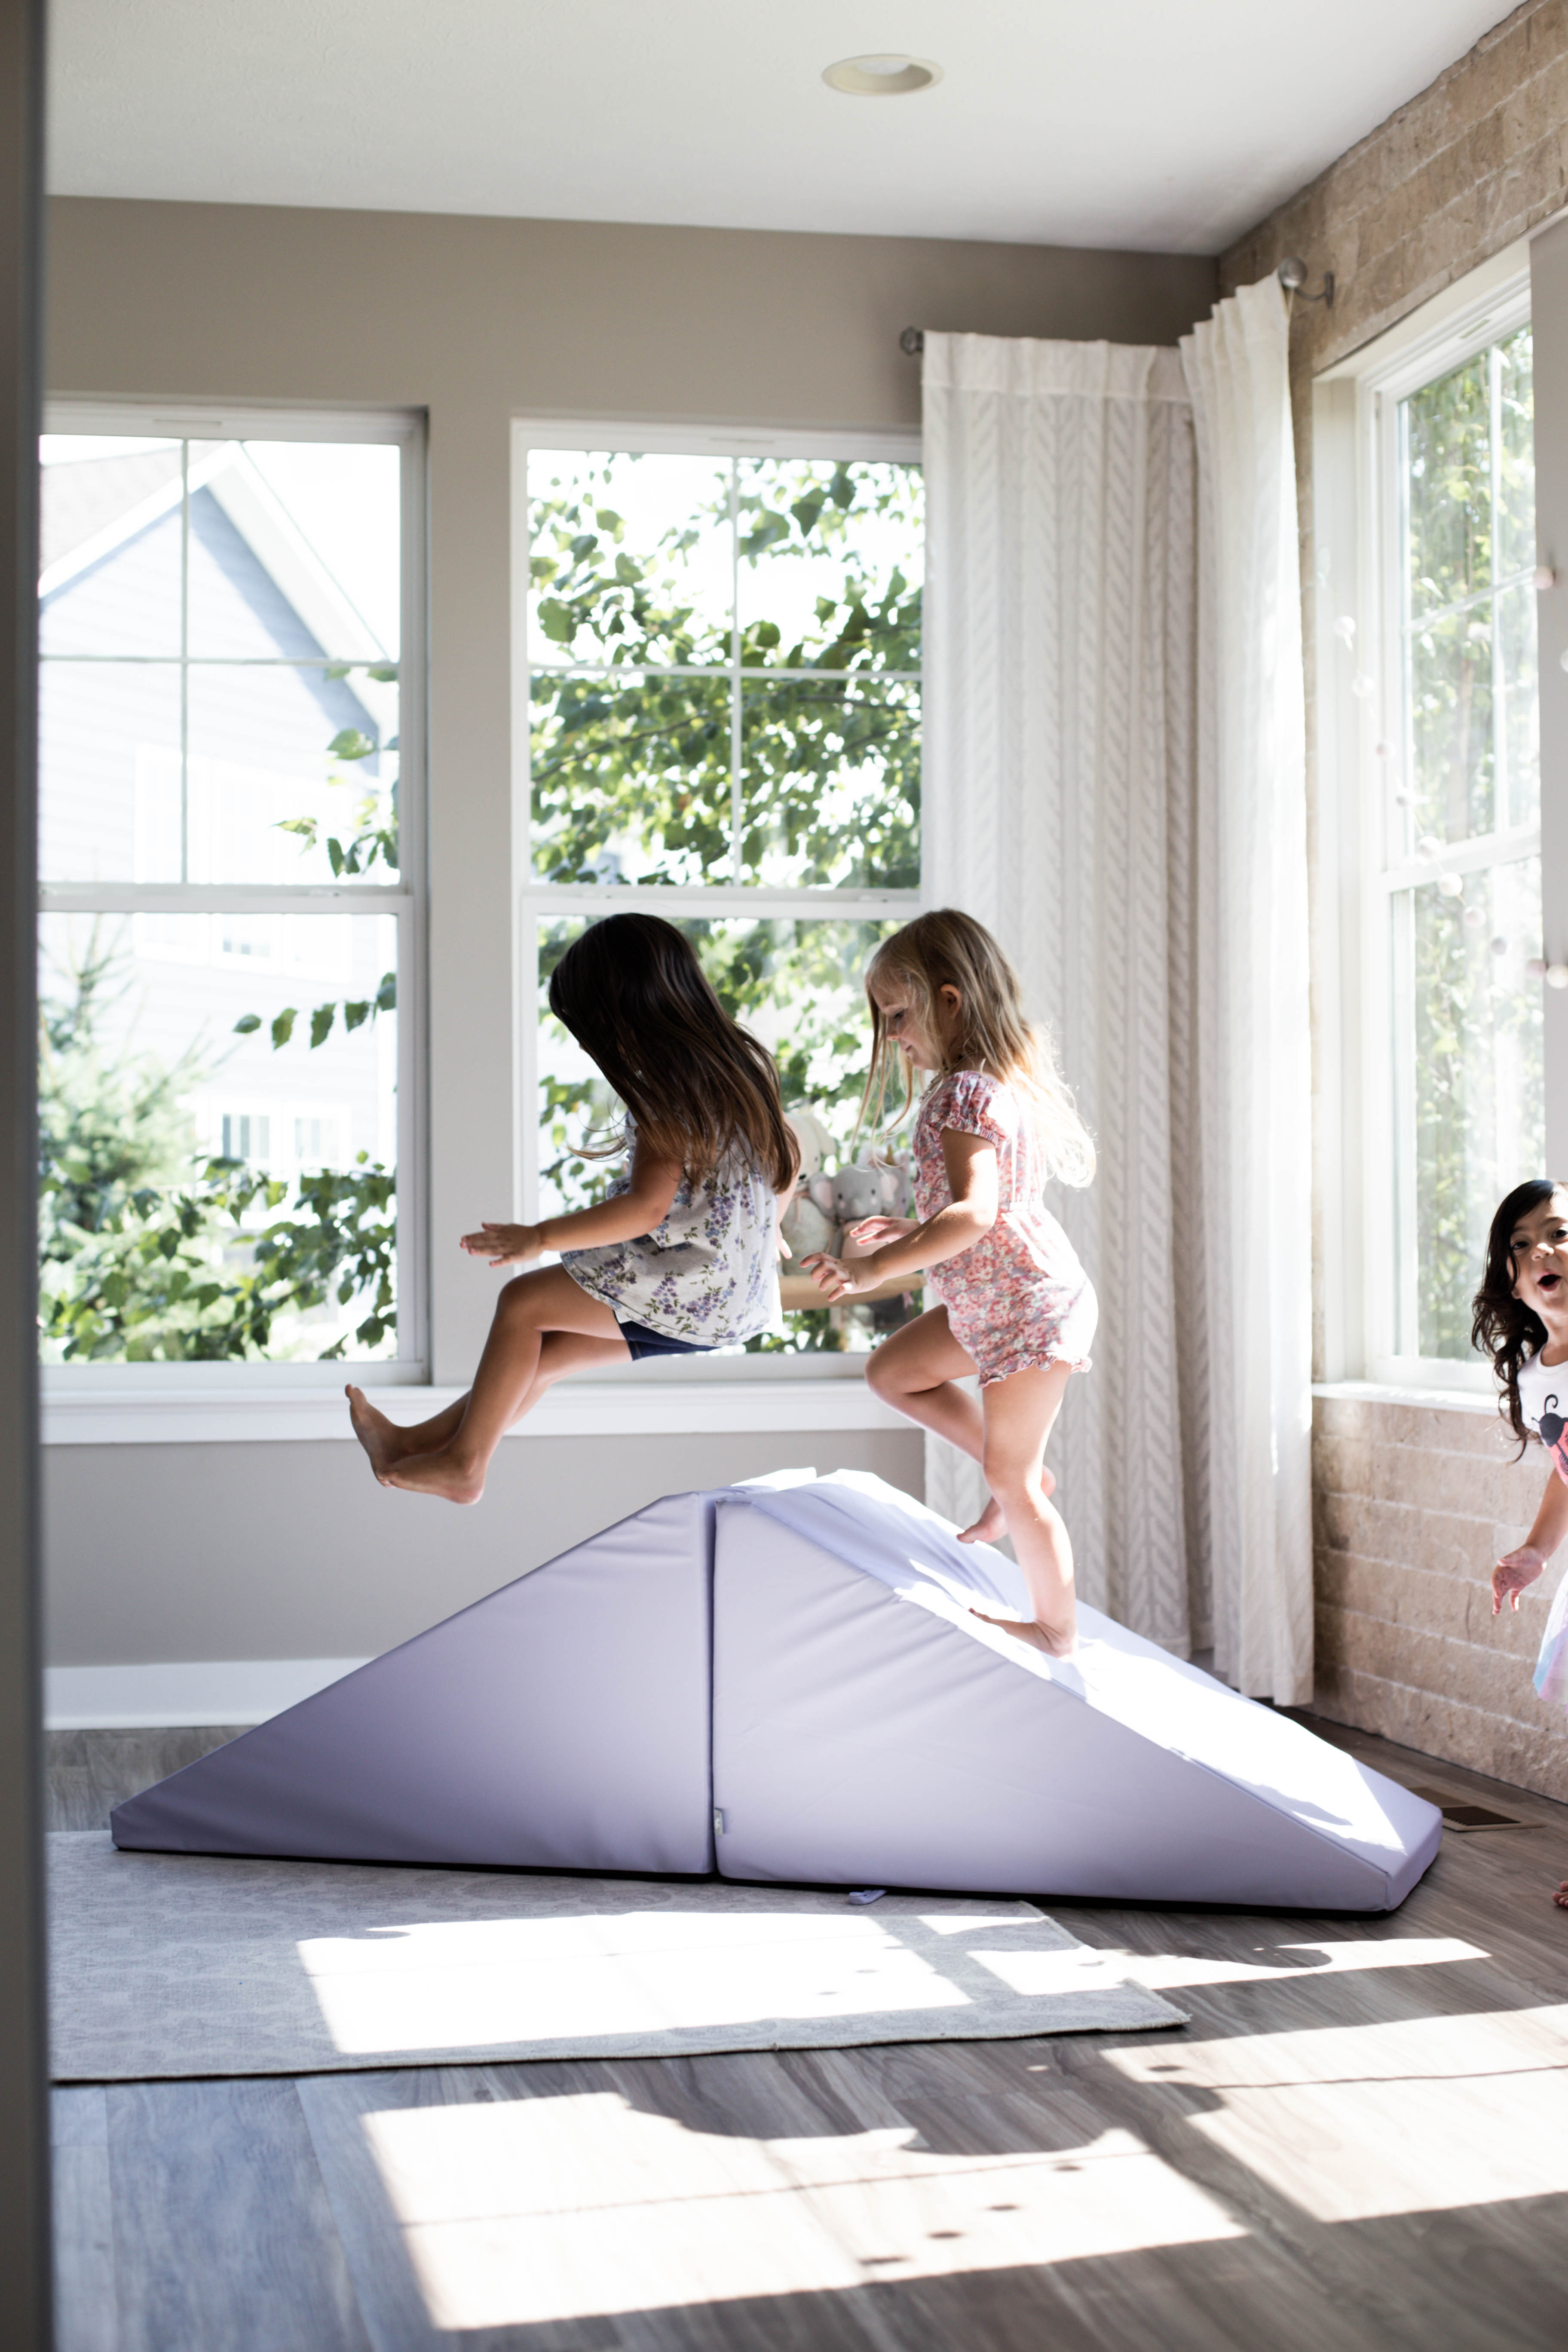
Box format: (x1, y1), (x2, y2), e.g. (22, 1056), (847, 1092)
(514, 426), (923, 1352)
(1322, 258), (1541, 1385)
(38, 408), (423, 1374)
(1387, 326), (1541, 1361)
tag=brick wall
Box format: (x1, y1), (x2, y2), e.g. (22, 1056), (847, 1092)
(1314, 1393), (1568, 1799)
(1223, 5), (1568, 1794)
(1220, 0), (1568, 375)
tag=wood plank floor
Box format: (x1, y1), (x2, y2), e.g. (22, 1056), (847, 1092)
(51, 1715), (1568, 2351)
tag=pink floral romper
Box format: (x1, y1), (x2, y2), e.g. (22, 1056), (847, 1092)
(913, 1069), (1097, 1387)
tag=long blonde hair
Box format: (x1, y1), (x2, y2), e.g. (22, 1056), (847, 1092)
(857, 909), (1095, 1186)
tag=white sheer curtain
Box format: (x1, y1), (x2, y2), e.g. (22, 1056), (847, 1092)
(920, 282), (1311, 1700)
(1179, 277), (1312, 1702)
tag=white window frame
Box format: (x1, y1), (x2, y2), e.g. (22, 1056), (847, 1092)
(1316, 244), (1539, 1394)
(38, 397), (430, 1395)
(510, 417), (925, 1384)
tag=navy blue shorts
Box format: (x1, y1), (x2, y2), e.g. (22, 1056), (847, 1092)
(616, 1316), (716, 1363)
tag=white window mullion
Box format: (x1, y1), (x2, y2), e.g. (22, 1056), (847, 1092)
(1321, 251), (1537, 1390)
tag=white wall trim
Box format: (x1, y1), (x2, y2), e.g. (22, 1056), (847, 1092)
(45, 1656), (369, 1729)
(1312, 1378), (1500, 1418)
(41, 1376), (910, 1446)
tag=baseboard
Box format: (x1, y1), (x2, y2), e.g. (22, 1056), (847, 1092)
(45, 1657), (369, 1730)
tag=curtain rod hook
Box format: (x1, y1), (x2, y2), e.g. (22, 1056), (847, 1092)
(1277, 257), (1335, 308)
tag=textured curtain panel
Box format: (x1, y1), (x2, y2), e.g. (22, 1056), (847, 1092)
(921, 294), (1311, 1701)
(1179, 279), (1312, 1704)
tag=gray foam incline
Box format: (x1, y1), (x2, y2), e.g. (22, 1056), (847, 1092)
(112, 1469), (1441, 1911)
(111, 1490), (715, 1874)
(714, 1476), (1441, 1911)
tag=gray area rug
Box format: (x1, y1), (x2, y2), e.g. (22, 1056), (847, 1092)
(49, 1834), (1186, 2079)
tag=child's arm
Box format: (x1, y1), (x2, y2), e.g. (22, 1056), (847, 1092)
(805, 1132), (997, 1302)
(1493, 1460), (1568, 1615)
(461, 1144), (684, 1267)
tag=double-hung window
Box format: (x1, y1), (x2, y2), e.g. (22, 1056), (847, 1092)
(1321, 255), (1542, 1387)
(513, 423), (924, 1360)
(38, 404), (426, 1381)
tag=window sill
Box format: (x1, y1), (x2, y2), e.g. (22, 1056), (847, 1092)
(40, 1376), (911, 1446)
(1312, 1379), (1499, 1419)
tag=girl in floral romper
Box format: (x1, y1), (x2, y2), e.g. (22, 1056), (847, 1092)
(348, 913), (795, 1504)
(804, 910), (1096, 1656)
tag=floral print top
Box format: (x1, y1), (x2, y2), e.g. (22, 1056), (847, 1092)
(560, 1141), (780, 1348)
(913, 1069), (1096, 1385)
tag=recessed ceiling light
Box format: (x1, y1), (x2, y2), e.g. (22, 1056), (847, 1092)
(822, 55), (942, 97)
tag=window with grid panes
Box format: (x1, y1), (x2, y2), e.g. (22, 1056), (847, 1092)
(518, 433), (924, 1352)
(1382, 326), (1543, 1361)
(38, 410), (423, 1372)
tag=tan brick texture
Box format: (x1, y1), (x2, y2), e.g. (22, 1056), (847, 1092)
(1311, 1396), (1568, 1800)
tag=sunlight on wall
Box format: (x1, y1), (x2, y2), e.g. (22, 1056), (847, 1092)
(1108, 2002), (1568, 2220)
(361, 2094), (1245, 2330)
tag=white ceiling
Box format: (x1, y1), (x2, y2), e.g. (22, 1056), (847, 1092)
(47, 0), (1517, 254)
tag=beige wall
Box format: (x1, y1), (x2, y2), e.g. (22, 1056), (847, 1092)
(43, 1429), (922, 1667)
(1222, 2), (1568, 1795)
(42, 199), (1213, 1690)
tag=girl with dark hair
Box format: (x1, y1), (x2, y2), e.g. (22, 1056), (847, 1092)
(1474, 1177), (1568, 1908)
(347, 913), (796, 1502)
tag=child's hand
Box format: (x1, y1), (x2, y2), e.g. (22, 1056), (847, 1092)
(1493, 1546), (1547, 1615)
(461, 1221), (543, 1267)
(846, 1216), (919, 1247)
(802, 1250), (880, 1302)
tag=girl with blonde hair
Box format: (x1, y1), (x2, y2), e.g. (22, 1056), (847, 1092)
(804, 910), (1096, 1654)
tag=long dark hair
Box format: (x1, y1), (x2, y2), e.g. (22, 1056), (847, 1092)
(548, 913), (796, 1190)
(1472, 1177), (1560, 1448)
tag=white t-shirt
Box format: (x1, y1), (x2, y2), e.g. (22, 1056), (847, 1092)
(1516, 1349), (1568, 1477)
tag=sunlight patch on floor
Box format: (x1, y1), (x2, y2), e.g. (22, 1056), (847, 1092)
(1108, 2002), (1568, 2220)
(1057, 1936), (1489, 1994)
(300, 1911), (973, 2052)
(362, 2093), (1246, 2329)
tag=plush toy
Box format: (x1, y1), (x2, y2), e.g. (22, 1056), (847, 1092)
(778, 1107), (842, 1264)
(784, 1106), (836, 1178)
(779, 1185), (836, 1264)
(869, 1146), (915, 1221)
(806, 1162), (903, 1260)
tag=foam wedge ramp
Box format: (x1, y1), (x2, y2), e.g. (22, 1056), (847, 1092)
(111, 1492), (716, 1874)
(711, 1473), (1442, 1911)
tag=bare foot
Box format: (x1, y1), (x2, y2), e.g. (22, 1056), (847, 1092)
(1554, 1881), (1568, 1910)
(970, 1608), (1077, 1659)
(958, 1496), (1008, 1544)
(956, 1465), (1054, 1546)
(346, 1383), (405, 1484)
(384, 1446), (486, 1504)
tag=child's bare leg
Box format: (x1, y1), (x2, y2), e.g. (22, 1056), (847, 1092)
(969, 1361), (1076, 1654)
(386, 1269), (626, 1503)
(867, 1308), (1048, 1543)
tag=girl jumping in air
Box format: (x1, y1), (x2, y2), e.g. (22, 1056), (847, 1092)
(804, 910), (1096, 1657)
(1473, 1176), (1568, 1910)
(348, 912), (795, 1502)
